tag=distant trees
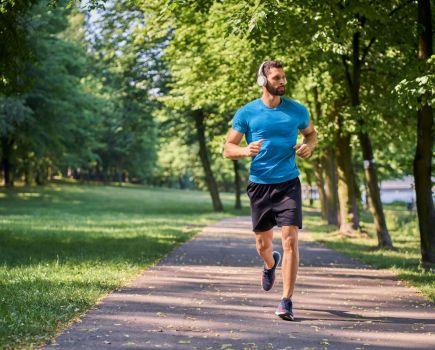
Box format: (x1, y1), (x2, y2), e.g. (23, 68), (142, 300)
(1, 2), (97, 186)
(0, 0), (158, 185)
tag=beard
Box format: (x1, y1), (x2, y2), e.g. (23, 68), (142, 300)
(265, 82), (285, 96)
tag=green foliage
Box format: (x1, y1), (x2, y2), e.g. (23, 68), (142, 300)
(0, 0), (106, 93)
(0, 96), (33, 136)
(394, 55), (435, 109)
(1, 0), (427, 194)
(0, 0), (39, 94)
(232, 0), (418, 182)
(0, 2), (101, 185)
(1, 0), (160, 185)
(83, 0), (160, 181)
(138, 0), (282, 192)
(25, 4), (97, 169)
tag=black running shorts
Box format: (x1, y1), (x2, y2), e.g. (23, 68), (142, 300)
(246, 177), (302, 233)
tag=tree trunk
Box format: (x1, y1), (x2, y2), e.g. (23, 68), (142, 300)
(193, 110), (224, 212)
(35, 168), (45, 185)
(415, 0), (435, 265)
(95, 160), (103, 181)
(1, 136), (14, 187)
(310, 85), (329, 219)
(2, 155), (12, 187)
(323, 146), (339, 225)
(336, 133), (359, 233)
(233, 160), (242, 209)
(359, 132), (393, 248)
(24, 166), (31, 185)
(343, 28), (392, 247)
(313, 156), (327, 220)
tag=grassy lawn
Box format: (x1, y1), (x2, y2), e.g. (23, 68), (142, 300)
(0, 183), (249, 349)
(304, 201), (435, 303)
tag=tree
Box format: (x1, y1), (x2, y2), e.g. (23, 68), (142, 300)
(0, 1), (101, 185)
(0, 0), (106, 94)
(82, 0), (159, 182)
(139, 0), (268, 211)
(414, 0), (434, 264)
(0, 97), (33, 186)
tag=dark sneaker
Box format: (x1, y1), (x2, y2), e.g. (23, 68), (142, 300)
(276, 297), (294, 321)
(261, 251), (281, 291)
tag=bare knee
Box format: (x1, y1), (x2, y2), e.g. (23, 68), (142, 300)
(256, 236), (272, 254)
(282, 233), (298, 252)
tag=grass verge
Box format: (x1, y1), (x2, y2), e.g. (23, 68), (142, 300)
(0, 183), (249, 349)
(304, 202), (434, 303)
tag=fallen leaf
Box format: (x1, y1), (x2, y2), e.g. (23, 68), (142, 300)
(221, 345), (234, 350)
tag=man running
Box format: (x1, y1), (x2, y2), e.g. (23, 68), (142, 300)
(224, 60), (317, 321)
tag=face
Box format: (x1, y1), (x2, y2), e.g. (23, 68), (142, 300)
(265, 67), (286, 96)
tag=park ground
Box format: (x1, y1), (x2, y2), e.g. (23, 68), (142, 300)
(0, 183), (433, 349)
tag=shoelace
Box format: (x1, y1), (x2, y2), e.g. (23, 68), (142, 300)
(263, 268), (273, 277)
(263, 264), (275, 276)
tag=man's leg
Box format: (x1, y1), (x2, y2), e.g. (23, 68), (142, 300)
(280, 225), (299, 299)
(255, 229), (275, 269)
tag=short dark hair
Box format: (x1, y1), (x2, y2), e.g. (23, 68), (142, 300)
(260, 60), (284, 77)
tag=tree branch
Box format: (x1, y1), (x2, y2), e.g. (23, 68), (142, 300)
(361, 36), (376, 65)
(341, 55), (353, 90)
(389, 0), (415, 17)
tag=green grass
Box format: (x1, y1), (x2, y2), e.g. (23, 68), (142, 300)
(0, 183), (249, 349)
(304, 202), (435, 302)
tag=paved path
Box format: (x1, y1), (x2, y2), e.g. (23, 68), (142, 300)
(45, 217), (434, 350)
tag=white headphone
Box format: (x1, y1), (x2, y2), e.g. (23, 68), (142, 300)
(257, 62), (267, 87)
(257, 61), (287, 87)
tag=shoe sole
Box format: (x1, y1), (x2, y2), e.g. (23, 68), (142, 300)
(276, 312), (295, 321)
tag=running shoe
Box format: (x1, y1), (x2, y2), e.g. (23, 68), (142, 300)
(275, 297), (294, 321)
(261, 251), (281, 291)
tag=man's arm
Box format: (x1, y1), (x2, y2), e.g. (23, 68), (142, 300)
(293, 121), (317, 159)
(224, 129), (264, 160)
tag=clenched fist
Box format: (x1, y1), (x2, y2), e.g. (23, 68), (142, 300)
(244, 139), (264, 157)
(293, 143), (312, 159)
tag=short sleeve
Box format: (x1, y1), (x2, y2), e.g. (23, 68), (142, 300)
(298, 105), (310, 130)
(232, 108), (248, 133)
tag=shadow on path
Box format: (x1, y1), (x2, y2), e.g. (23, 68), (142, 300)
(45, 217), (435, 350)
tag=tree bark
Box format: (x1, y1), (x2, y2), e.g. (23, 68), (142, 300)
(95, 160), (103, 181)
(313, 156), (327, 220)
(415, 0), (435, 264)
(233, 160), (242, 209)
(193, 110), (224, 212)
(323, 145), (339, 225)
(336, 133), (359, 233)
(24, 164), (31, 185)
(310, 85), (329, 219)
(35, 166), (45, 185)
(359, 133), (393, 248)
(1, 136), (14, 187)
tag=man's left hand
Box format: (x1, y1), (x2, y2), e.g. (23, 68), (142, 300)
(293, 144), (312, 159)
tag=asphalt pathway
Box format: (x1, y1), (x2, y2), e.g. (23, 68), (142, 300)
(45, 216), (434, 350)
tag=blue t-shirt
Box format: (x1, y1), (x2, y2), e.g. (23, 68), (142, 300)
(232, 97), (310, 184)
